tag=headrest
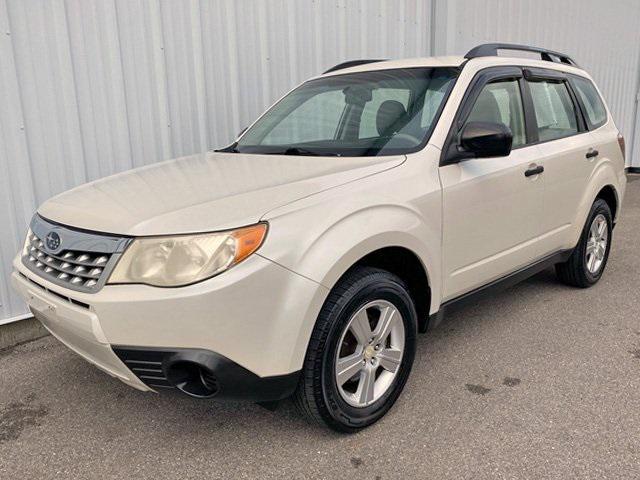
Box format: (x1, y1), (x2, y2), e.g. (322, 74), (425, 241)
(376, 100), (407, 136)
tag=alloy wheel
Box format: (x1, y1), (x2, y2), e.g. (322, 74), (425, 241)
(585, 213), (608, 274)
(334, 300), (405, 407)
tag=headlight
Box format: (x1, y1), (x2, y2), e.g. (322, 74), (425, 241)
(109, 223), (267, 287)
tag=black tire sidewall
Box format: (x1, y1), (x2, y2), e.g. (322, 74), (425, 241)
(319, 273), (417, 430)
(580, 199), (613, 284)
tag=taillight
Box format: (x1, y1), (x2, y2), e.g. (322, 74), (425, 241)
(617, 133), (626, 161)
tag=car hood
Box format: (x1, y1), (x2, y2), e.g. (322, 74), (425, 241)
(38, 151), (405, 236)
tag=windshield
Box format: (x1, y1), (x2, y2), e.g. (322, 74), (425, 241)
(227, 67), (459, 157)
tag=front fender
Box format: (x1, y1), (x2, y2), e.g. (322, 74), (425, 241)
(260, 200), (441, 314)
(258, 202), (441, 371)
(307, 205), (435, 286)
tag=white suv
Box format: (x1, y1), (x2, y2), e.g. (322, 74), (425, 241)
(12, 44), (626, 431)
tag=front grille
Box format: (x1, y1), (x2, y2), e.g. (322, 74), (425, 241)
(23, 215), (130, 293)
(25, 233), (111, 290)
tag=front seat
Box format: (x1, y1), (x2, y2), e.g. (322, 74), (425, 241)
(376, 100), (408, 137)
(467, 90), (503, 125)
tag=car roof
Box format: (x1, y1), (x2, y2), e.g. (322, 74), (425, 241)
(319, 56), (466, 77)
(318, 54), (589, 79)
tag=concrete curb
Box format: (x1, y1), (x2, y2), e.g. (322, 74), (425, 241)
(0, 316), (49, 350)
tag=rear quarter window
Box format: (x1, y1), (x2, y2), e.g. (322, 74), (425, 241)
(571, 76), (608, 129)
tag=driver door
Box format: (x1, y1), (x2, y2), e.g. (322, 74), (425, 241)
(439, 68), (544, 301)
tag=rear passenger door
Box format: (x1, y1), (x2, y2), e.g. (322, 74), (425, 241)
(522, 68), (595, 255)
(439, 67), (544, 300)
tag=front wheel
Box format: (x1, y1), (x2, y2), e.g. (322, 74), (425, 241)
(555, 198), (613, 288)
(294, 266), (417, 432)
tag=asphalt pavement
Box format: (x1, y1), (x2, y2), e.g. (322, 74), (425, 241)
(1, 176), (639, 479)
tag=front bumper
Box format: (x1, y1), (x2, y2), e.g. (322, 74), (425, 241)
(112, 346), (299, 401)
(13, 275), (150, 391)
(12, 253), (326, 400)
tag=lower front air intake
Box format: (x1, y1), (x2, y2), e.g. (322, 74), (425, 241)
(112, 346), (300, 402)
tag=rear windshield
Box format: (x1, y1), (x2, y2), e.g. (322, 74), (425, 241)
(229, 67), (459, 157)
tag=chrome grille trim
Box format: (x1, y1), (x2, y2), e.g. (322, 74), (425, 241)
(23, 215), (131, 293)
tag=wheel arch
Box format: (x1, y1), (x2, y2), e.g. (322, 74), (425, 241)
(306, 207), (440, 316)
(284, 231), (438, 374)
(343, 246), (432, 332)
(572, 162), (623, 246)
(595, 184), (618, 223)
(261, 201), (442, 372)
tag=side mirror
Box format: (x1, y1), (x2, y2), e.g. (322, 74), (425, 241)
(460, 121), (513, 158)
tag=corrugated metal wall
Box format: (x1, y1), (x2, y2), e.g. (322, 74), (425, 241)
(0, 0), (433, 323)
(1, 0), (638, 324)
(432, 0), (640, 168)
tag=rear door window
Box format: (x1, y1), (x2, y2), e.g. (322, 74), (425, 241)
(528, 80), (579, 142)
(571, 76), (607, 129)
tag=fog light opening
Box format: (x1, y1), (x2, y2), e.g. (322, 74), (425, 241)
(165, 360), (219, 398)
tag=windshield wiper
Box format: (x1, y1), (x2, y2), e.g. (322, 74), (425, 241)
(281, 147), (322, 156)
(216, 145), (340, 156)
(281, 147), (344, 156)
(215, 143), (239, 153)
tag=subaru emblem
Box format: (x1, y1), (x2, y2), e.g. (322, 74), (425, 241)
(45, 231), (61, 251)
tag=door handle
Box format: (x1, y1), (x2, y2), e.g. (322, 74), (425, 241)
(524, 165), (544, 177)
(585, 149), (599, 159)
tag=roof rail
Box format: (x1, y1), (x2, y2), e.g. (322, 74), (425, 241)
(323, 59), (386, 74)
(465, 43), (578, 67)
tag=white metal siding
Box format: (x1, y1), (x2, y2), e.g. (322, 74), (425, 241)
(0, 0), (638, 323)
(433, 0), (640, 166)
(0, 0), (433, 323)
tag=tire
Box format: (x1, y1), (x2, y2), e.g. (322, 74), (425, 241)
(555, 198), (613, 288)
(294, 266), (417, 432)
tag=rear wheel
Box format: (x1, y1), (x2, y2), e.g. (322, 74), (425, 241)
(555, 198), (612, 287)
(294, 266), (417, 432)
